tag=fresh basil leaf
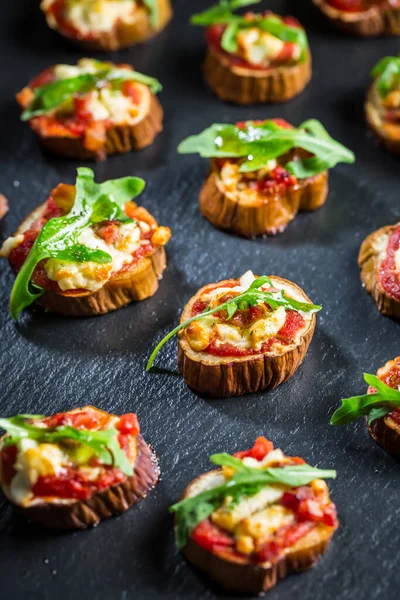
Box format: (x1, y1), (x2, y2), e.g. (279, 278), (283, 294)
(330, 373), (400, 426)
(54, 246), (112, 264)
(9, 167), (145, 320)
(367, 407), (390, 425)
(146, 276), (321, 370)
(221, 21), (240, 53)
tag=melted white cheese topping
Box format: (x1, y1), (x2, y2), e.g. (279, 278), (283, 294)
(62, 0), (136, 34)
(236, 28), (301, 67)
(45, 221), (142, 292)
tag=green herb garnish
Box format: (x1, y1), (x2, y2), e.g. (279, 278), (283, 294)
(0, 415), (133, 476)
(22, 61), (162, 121)
(331, 374), (400, 426)
(191, 0), (309, 59)
(178, 119), (355, 178)
(146, 275), (321, 370)
(170, 450), (336, 548)
(372, 55), (400, 98)
(142, 0), (159, 27)
(10, 167), (145, 320)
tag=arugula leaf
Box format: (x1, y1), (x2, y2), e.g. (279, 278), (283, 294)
(22, 62), (162, 121)
(142, 0), (159, 27)
(372, 55), (400, 97)
(170, 453), (336, 548)
(330, 373), (400, 426)
(191, 1), (308, 57)
(146, 276), (321, 371)
(191, 0), (261, 26)
(9, 167), (145, 320)
(0, 415), (133, 476)
(178, 119), (355, 178)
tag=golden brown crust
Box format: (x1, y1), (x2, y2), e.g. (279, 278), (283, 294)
(368, 415), (400, 457)
(365, 84), (400, 155)
(358, 224), (400, 318)
(12, 203), (169, 317)
(42, 0), (173, 51)
(177, 276), (316, 398)
(204, 48), (312, 105)
(36, 94), (164, 161)
(312, 0), (400, 36)
(199, 166), (328, 238)
(1, 434), (160, 530)
(180, 470), (336, 594)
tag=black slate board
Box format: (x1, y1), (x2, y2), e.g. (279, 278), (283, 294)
(1, 1), (400, 599)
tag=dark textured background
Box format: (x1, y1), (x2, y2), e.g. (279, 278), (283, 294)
(0, 1), (399, 598)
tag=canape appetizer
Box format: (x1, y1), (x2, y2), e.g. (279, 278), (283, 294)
(41, 0), (172, 51)
(358, 222), (400, 318)
(16, 58), (163, 161)
(331, 357), (400, 456)
(147, 271), (321, 398)
(0, 168), (171, 319)
(171, 436), (338, 594)
(178, 118), (355, 238)
(0, 406), (159, 529)
(191, 0), (311, 104)
(312, 0), (400, 36)
(365, 55), (400, 154)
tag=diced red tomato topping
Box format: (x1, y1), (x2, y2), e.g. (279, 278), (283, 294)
(41, 408), (112, 431)
(255, 522), (314, 563)
(30, 68), (55, 89)
(0, 445), (18, 485)
(121, 80), (142, 105)
(234, 436), (274, 461)
(95, 221), (121, 245)
(42, 196), (64, 220)
(33, 467), (126, 501)
(254, 166), (298, 195)
(8, 230), (40, 273)
(281, 487), (337, 527)
(192, 519), (235, 553)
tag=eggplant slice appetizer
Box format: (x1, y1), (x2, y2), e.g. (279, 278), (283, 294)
(191, 1), (312, 105)
(0, 167), (171, 319)
(17, 59), (163, 161)
(0, 406), (159, 530)
(365, 54), (400, 155)
(147, 271), (321, 398)
(313, 0), (400, 36)
(358, 222), (400, 319)
(331, 357), (400, 457)
(41, 0), (172, 51)
(178, 118), (355, 238)
(171, 436), (338, 594)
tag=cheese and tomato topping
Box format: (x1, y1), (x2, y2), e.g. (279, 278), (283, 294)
(369, 357), (400, 428)
(186, 437), (337, 564)
(368, 224), (400, 301)
(213, 119), (301, 201)
(206, 12), (305, 70)
(0, 183), (171, 294)
(184, 271), (312, 358)
(367, 63), (400, 137)
(16, 59), (152, 152)
(41, 0), (138, 38)
(0, 408), (139, 506)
